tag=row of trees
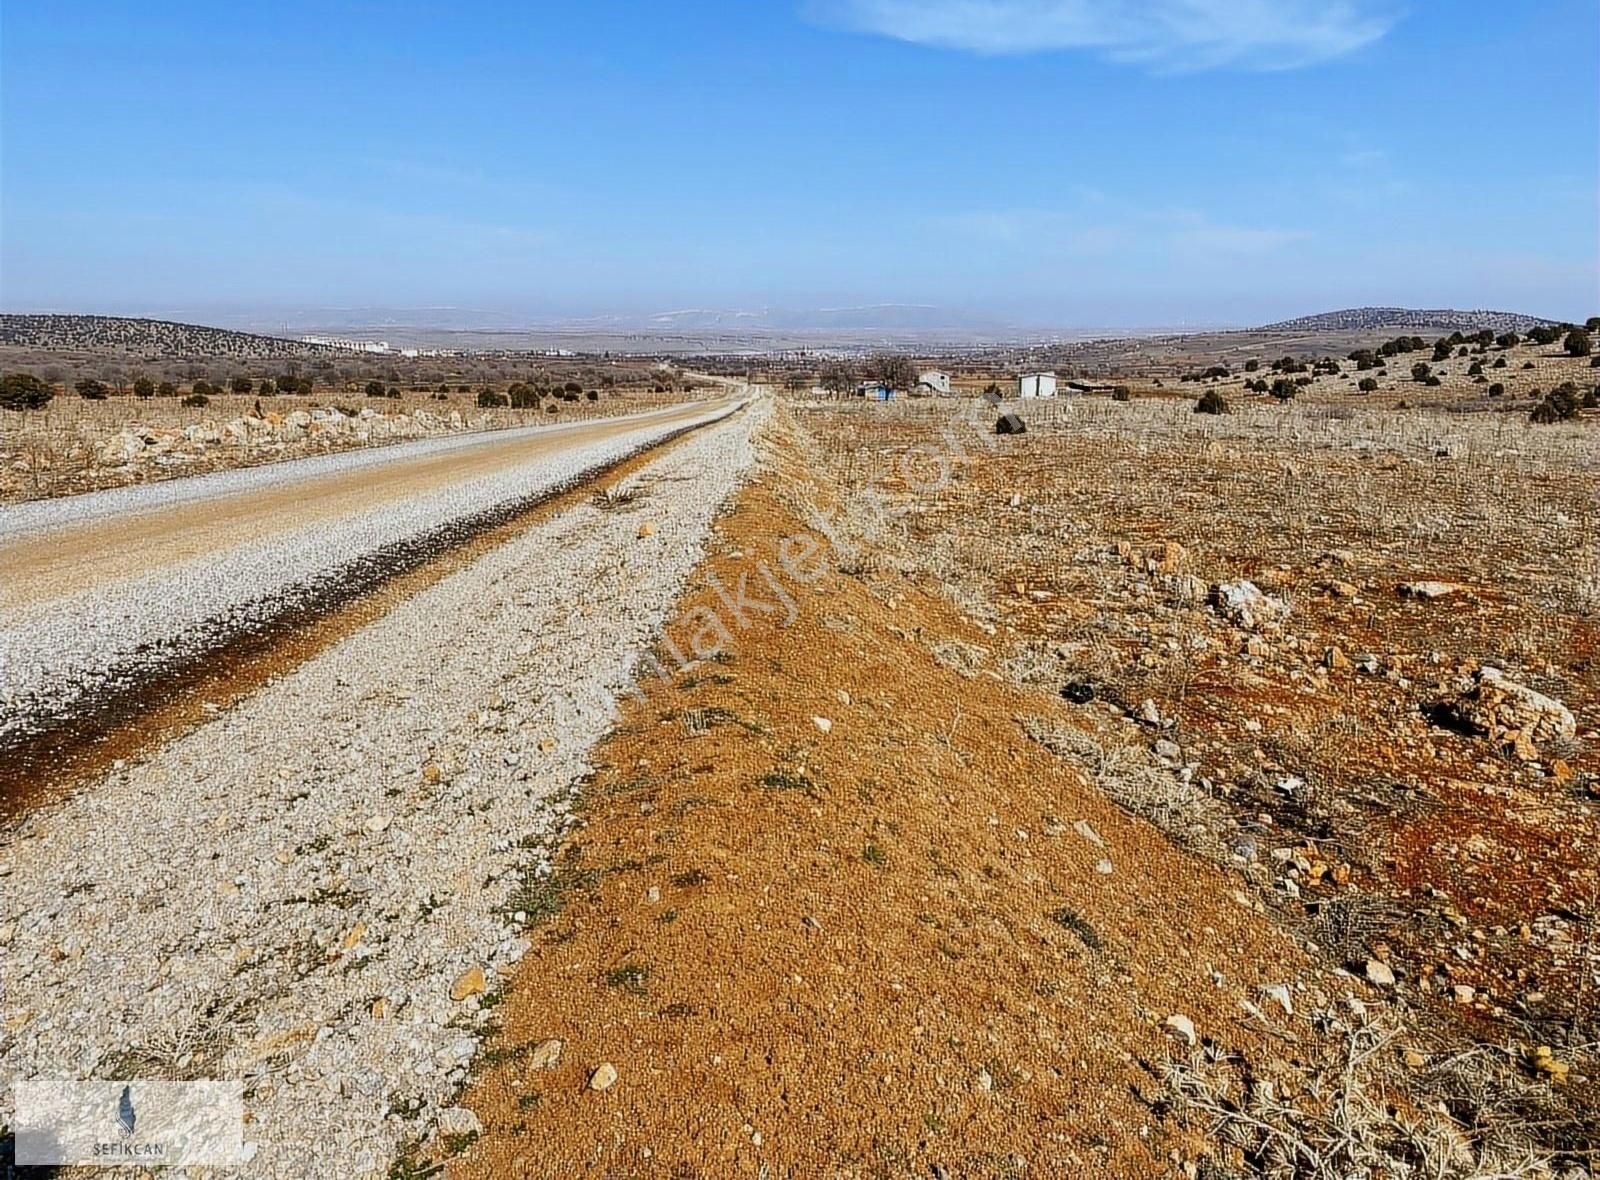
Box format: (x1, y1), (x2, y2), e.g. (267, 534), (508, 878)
(809, 354), (921, 398)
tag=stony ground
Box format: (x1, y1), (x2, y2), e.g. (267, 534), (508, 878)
(779, 391), (1600, 1170)
(0, 405), (762, 1177)
(0, 401), (737, 741)
(446, 427), (1318, 1178)
(0, 389), (693, 503)
(445, 398), (1596, 1177)
(3, 371), (1597, 1178)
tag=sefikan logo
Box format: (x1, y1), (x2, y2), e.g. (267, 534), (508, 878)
(117, 1084), (137, 1139)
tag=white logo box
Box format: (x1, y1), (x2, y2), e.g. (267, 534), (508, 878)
(13, 1080), (246, 1166)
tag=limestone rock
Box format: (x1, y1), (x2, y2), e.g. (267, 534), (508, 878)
(1453, 667), (1575, 748)
(1398, 580), (1460, 600)
(529, 1039), (563, 1070)
(1210, 580), (1290, 630)
(99, 431), (146, 465)
(1164, 1013), (1197, 1046)
(450, 965), (487, 1001)
(436, 1106), (482, 1137)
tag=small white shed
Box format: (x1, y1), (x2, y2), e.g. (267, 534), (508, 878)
(916, 370), (952, 396)
(1018, 372), (1057, 399)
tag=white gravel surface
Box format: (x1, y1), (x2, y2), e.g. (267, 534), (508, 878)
(0, 401), (738, 739)
(0, 402), (715, 540)
(0, 401), (764, 1177)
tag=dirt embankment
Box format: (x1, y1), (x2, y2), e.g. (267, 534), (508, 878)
(445, 450), (1319, 1177)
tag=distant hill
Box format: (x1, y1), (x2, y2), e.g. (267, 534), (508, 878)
(1258, 307), (1558, 335)
(0, 314), (325, 359)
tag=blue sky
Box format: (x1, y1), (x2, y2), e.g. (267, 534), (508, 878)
(2, 0), (1596, 327)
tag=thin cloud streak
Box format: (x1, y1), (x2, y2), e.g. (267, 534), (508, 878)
(929, 205), (1308, 258)
(808, 0), (1396, 69)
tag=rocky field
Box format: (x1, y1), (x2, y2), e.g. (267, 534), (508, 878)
(0, 402), (765, 1176)
(0, 388), (698, 503)
(2, 368), (1596, 1178)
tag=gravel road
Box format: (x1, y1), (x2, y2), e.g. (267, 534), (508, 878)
(0, 398), (740, 741)
(0, 399), (765, 1176)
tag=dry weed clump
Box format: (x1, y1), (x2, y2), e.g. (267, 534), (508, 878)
(1022, 716), (1238, 863)
(1162, 1007), (1595, 1179)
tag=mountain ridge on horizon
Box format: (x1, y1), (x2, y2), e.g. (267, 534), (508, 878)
(0, 304), (1573, 358)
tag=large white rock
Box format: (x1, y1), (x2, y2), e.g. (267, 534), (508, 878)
(98, 431), (145, 465)
(1455, 667), (1575, 746)
(1210, 580), (1290, 630)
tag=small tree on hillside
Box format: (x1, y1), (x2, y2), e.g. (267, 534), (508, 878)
(819, 361), (857, 399)
(866, 353), (918, 392)
(0, 372), (54, 411)
(1564, 330), (1592, 357)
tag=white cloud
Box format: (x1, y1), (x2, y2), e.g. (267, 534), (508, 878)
(808, 0), (1395, 69)
(932, 204), (1307, 258)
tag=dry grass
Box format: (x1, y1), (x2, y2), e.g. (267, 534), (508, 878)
(0, 387), (694, 501)
(779, 385), (1600, 1169)
(1163, 1007), (1594, 1178)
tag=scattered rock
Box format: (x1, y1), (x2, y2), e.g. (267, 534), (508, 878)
(98, 431), (146, 465)
(339, 922), (368, 953)
(1060, 681), (1095, 705)
(1364, 959), (1396, 988)
(450, 965), (487, 1001)
(436, 1107), (482, 1138)
(529, 1039), (563, 1070)
(1072, 819), (1106, 848)
(1398, 580), (1460, 600)
(636, 521), (657, 538)
(1145, 541), (1189, 575)
(1166, 573), (1209, 603)
(1210, 581), (1290, 630)
(811, 715), (833, 734)
(1529, 1044), (1570, 1083)
(589, 1062), (619, 1091)
(1452, 667), (1576, 749)
(1260, 984), (1294, 1016)
(1164, 1013), (1197, 1046)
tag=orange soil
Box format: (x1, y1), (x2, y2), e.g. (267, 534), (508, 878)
(451, 478), (1313, 1178)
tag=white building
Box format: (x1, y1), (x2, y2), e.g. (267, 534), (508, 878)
(1018, 372), (1058, 399)
(300, 334), (391, 355)
(916, 370), (952, 396)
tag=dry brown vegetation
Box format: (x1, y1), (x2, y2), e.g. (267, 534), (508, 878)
(778, 385), (1598, 1170)
(0, 383), (704, 502)
(427, 382), (1598, 1177)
